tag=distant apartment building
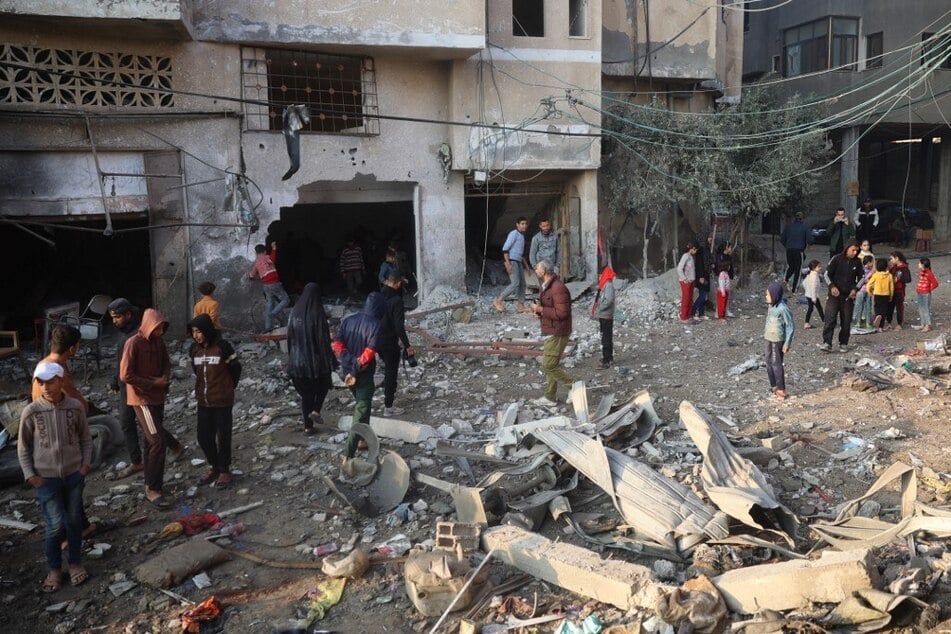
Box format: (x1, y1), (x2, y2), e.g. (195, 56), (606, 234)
(0, 1), (601, 333)
(744, 0), (951, 238)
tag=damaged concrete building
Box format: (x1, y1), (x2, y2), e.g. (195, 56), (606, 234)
(0, 0), (601, 334)
(599, 0), (745, 266)
(743, 0), (951, 239)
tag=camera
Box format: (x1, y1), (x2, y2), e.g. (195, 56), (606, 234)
(402, 348), (418, 368)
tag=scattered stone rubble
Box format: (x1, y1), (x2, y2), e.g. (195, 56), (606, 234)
(3, 275), (951, 632)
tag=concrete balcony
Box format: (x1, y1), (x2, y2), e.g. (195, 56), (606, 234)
(187, 0), (486, 59)
(0, 0), (194, 39)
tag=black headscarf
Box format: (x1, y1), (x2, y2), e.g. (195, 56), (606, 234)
(287, 283), (336, 379)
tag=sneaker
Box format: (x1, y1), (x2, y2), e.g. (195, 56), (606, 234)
(839, 344), (850, 353)
(804, 323), (813, 329)
(726, 311), (735, 318)
(383, 406), (405, 417)
(532, 396), (558, 408)
(895, 324), (903, 331)
(597, 361), (611, 370)
(911, 325), (923, 330)
(818, 342), (832, 352)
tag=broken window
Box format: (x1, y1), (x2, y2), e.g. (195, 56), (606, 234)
(241, 47), (380, 135)
(866, 32), (883, 69)
(513, 0), (545, 37)
(568, 0), (587, 38)
(0, 44), (173, 107)
(921, 32), (951, 70)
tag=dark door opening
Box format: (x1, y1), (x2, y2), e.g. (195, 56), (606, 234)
(272, 201), (415, 299)
(0, 214), (152, 347)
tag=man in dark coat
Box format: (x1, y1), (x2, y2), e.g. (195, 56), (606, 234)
(530, 259), (573, 407)
(287, 283), (337, 435)
(820, 240), (863, 353)
(781, 212), (812, 293)
(378, 271), (415, 417)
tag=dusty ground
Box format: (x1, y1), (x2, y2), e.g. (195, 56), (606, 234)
(2, 241), (951, 633)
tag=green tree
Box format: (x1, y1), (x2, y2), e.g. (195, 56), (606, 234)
(600, 84), (832, 280)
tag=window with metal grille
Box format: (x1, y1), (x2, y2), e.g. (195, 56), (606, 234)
(241, 47), (379, 135)
(921, 32), (951, 70)
(866, 32), (883, 69)
(513, 0), (545, 37)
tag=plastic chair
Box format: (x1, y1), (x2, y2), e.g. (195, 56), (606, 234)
(63, 294), (112, 379)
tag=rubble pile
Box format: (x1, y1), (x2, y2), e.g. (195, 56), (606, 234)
(3, 274), (951, 632)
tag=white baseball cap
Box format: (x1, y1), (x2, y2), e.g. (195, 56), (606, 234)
(33, 361), (65, 381)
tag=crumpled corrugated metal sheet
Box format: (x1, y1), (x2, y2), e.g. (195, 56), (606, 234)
(532, 428), (729, 555)
(679, 401), (799, 539)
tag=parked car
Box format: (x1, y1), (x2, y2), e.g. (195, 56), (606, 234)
(810, 200), (933, 246)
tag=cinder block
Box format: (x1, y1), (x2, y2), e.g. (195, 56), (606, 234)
(712, 548), (879, 614)
(435, 521), (481, 554)
(482, 525), (668, 611)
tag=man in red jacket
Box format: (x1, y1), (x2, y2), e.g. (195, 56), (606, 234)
(530, 259), (574, 407)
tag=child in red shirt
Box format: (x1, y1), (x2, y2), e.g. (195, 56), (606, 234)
(913, 257), (939, 332)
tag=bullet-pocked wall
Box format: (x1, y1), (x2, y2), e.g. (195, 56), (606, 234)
(0, 24), (241, 337)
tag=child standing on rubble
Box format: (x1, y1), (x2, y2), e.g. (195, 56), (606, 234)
(913, 257), (939, 332)
(592, 265), (616, 369)
(802, 260), (824, 328)
(764, 283), (794, 400)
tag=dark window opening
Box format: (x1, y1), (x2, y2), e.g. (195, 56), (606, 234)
(922, 32), (951, 70)
(866, 32), (883, 69)
(743, 3), (750, 32)
(513, 0), (545, 37)
(241, 48), (379, 135)
(569, 0), (586, 37)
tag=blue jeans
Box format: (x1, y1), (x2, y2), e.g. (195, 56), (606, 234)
(692, 286), (709, 317)
(918, 293), (933, 326)
(853, 290), (872, 325)
(36, 471), (85, 570)
(262, 283), (289, 330)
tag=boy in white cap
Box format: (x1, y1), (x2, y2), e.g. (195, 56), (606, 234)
(18, 361), (92, 592)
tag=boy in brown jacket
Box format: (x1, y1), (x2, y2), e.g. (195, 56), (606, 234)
(120, 308), (176, 509)
(19, 361), (92, 592)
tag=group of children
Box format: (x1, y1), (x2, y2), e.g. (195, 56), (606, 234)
(800, 240), (939, 333)
(677, 239), (737, 321)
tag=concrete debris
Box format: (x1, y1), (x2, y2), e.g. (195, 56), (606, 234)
(728, 357), (765, 376)
(403, 549), (491, 616)
(483, 524), (671, 611)
(825, 589), (928, 631)
(435, 521), (482, 555)
(679, 401), (798, 539)
(532, 427), (730, 555)
(711, 548), (879, 614)
(338, 414), (437, 444)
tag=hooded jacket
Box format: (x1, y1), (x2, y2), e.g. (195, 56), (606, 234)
(538, 274), (572, 337)
(187, 313), (241, 407)
(120, 308), (171, 407)
(112, 308), (140, 395)
(18, 395), (91, 480)
(333, 293), (384, 377)
(764, 283), (795, 347)
(287, 283), (337, 380)
(592, 267), (616, 319)
(379, 284), (411, 350)
(825, 242), (863, 296)
(866, 270), (894, 298)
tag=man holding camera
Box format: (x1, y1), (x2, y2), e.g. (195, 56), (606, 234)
(379, 270), (415, 417)
(827, 207), (855, 260)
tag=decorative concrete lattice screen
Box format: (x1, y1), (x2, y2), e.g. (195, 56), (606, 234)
(0, 44), (173, 107)
(241, 47), (379, 135)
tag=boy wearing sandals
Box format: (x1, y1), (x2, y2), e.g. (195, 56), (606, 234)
(18, 362), (92, 592)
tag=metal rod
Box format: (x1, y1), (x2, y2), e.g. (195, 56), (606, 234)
(165, 177), (227, 190)
(98, 171), (184, 178)
(84, 116), (114, 237)
(427, 549), (496, 634)
(0, 218), (55, 247)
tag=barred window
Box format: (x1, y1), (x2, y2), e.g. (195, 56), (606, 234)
(0, 44), (173, 107)
(241, 47), (379, 135)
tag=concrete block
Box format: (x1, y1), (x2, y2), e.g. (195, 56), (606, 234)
(435, 521), (481, 554)
(338, 415), (437, 444)
(482, 525), (669, 611)
(761, 436), (790, 451)
(712, 548), (880, 614)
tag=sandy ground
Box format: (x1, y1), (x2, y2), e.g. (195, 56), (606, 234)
(2, 241), (951, 633)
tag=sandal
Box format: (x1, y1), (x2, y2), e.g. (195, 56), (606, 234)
(148, 495), (171, 510)
(42, 570), (62, 593)
(116, 463), (144, 479)
(197, 470), (219, 486)
(214, 473), (232, 490)
(68, 564), (88, 587)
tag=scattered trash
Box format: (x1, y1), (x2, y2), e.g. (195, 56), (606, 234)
(180, 595), (222, 633)
(321, 548), (370, 579)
